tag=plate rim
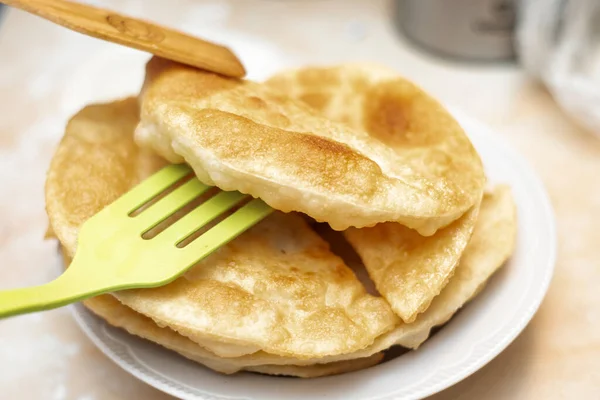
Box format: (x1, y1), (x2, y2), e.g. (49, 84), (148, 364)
(69, 110), (557, 400)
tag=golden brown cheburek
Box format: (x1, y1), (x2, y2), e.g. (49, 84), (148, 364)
(231, 185), (517, 364)
(266, 64), (486, 322)
(115, 211), (399, 359)
(135, 57), (484, 235)
(44, 62), (514, 378)
(74, 287), (385, 377)
(45, 98), (167, 251)
(46, 99), (398, 364)
(56, 181), (515, 375)
(345, 206), (480, 323)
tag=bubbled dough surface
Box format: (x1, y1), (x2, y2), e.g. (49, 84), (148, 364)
(58, 185), (515, 372)
(46, 99), (398, 361)
(265, 64), (486, 323)
(136, 59), (485, 235)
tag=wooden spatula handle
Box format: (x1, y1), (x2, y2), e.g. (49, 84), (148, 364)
(1, 0), (246, 78)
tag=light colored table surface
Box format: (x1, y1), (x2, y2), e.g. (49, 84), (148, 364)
(0, 1), (599, 399)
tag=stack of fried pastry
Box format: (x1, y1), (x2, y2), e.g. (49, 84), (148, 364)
(45, 58), (517, 378)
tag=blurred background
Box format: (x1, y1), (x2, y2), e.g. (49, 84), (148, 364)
(0, 0), (599, 399)
(2, 0), (599, 133)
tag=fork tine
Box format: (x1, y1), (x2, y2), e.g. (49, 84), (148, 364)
(132, 178), (212, 231)
(158, 190), (247, 244)
(177, 199), (273, 261)
(106, 164), (192, 215)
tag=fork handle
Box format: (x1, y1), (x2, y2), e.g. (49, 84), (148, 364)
(0, 266), (105, 319)
(0, 0), (246, 78)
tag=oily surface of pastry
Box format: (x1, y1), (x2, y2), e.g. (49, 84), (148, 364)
(266, 65), (485, 323)
(43, 63), (516, 378)
(391, 185), (517, 349)
(78, 290), (385, 378)
(56, 184), (515, 373)
(249, 185), (515, 364)
(345, 205), (480, 323)
(187, 185), (517, 366)
(46, 99), (398, 361)
(115, 211), (398, 359)
(45, 98), (166, 252)
(136, 58), (485, 235)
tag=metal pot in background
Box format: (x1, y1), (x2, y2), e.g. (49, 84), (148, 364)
(394, 0), (517, 62)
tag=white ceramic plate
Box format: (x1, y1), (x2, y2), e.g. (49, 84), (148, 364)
(70, 111), (556, 400)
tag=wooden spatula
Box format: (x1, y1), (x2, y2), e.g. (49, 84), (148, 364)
(1, 0), (246, 78)
(0, 164), (273, 318)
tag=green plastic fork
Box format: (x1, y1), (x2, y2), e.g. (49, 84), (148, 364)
(0, 164), (273, 319)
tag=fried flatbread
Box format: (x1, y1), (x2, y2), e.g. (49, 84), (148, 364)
(116, 211), (398, 359)
(45, 73), (513, 378)
(345, 205), (480, 322)
(58, 185), (515, 373)
(197, 186), (517, 365)
(80, 293), (384, 377)
(46, 99), (398, 361)
(266, 65), (485, 322)
(135, 58), (484, 235)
